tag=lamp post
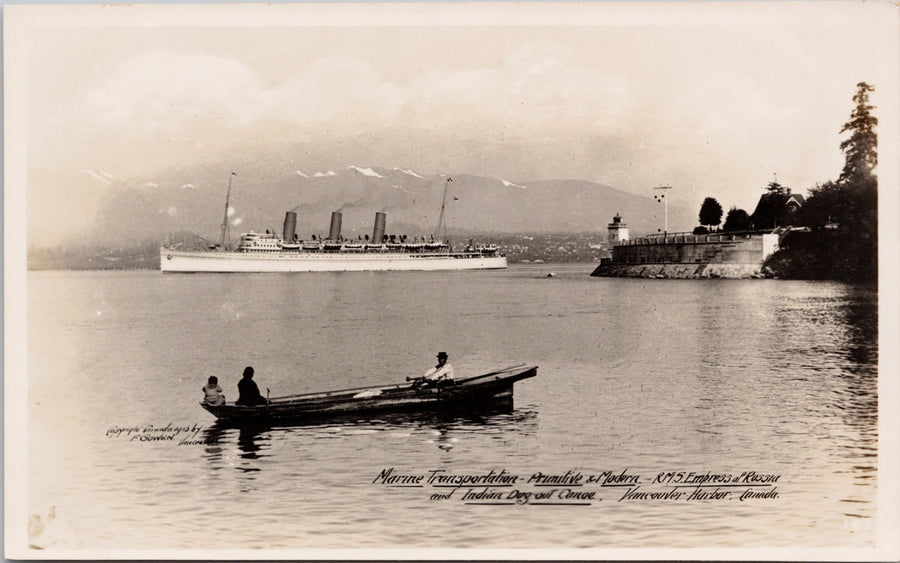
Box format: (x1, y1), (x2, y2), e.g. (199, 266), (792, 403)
(653, 186), (672, 237)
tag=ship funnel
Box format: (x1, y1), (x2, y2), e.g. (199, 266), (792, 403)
(328, 211), (343, 240)
(282, 211), (297, 242)
(373, 212), (386, 243)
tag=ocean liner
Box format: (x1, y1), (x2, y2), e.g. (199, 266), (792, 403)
(160, 177), (506, 273)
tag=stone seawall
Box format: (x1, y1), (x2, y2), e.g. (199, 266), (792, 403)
(591, 262), (767, 279)
(591, 232), (778, 278)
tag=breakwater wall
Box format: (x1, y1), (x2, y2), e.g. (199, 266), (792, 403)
(591, 232), (778, 279)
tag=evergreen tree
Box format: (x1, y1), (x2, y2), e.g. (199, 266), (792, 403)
(839, 82), (878, 184)
(765, 180), (788, 196)
(833, 82), (878, 280)
(768, 83), (877, 281)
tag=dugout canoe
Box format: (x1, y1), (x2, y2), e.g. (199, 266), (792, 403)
(200, 364), (538, 423)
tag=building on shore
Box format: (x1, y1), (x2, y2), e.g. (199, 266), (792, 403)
(750, 191), (806, 230)
(591, 213), (784, 278)
(607, 213), (629, 243)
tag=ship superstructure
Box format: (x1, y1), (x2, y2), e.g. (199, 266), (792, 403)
(161, 209), (506, 273)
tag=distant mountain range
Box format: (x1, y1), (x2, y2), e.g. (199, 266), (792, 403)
(28, 157), (696, 248)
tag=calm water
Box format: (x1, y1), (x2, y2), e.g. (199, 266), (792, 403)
(25, 265), (878, 552)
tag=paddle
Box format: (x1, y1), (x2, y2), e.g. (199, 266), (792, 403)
(456, 364), (527, 383)
(407, 364), (527, 391)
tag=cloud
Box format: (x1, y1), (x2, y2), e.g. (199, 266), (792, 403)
(74, 43), (633, 154)
(85, 51), (264, 133)
(263, 56), (406, 134)
(405, 42), (631, 139)
(41, 28), (874, 212)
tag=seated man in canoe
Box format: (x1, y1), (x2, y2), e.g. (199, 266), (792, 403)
(409, 352), (455, 389)
(235, 366), (269, 406)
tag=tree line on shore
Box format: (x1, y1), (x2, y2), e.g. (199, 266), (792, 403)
(691, 82), (878, 282)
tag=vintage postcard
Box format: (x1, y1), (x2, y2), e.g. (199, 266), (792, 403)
(4, 1), (899, 560)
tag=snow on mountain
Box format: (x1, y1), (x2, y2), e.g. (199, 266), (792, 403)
(76, 169), (112, 184)
(347, 166), (385, 178)
(501, 179), (528, 190)
(394, 167), (423, 179)
(391, 184), (416, 195)
(72, 157), (696, 249)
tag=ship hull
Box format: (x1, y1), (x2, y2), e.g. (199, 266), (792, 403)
(160, 248), (507, 273)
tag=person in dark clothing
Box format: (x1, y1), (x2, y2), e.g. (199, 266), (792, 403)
(236, 366), (268, 406)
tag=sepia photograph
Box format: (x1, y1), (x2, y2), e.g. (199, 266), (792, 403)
(4, 1), (899, 559)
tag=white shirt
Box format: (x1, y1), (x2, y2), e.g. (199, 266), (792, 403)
(423, 362), (454, 382)
(202, 384), (225, 406)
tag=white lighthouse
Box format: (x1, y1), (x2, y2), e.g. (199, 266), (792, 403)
(607, 213), (629, 243)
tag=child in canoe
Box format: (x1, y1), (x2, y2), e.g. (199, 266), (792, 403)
(202, 376), (226, 406)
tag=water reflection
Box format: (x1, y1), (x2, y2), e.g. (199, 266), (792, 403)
(762, 285), (878, 429)
(201, 424), (271, 457)
(237, 426), (270, 466)
(838, 285), (878, 367)
(199, 406), (539, 465)
(430, 426), (455, 451)
(817, 286), (877, 438)
(201, 398), (527, 432)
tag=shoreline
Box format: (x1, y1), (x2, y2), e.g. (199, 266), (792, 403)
(591, 262), (766, 279)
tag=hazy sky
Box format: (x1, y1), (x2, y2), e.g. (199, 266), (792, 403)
(7, 2), (899, 224)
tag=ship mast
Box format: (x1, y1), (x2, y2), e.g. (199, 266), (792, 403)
(220, 172), (236, 248)
(436, 176), (451, 242)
